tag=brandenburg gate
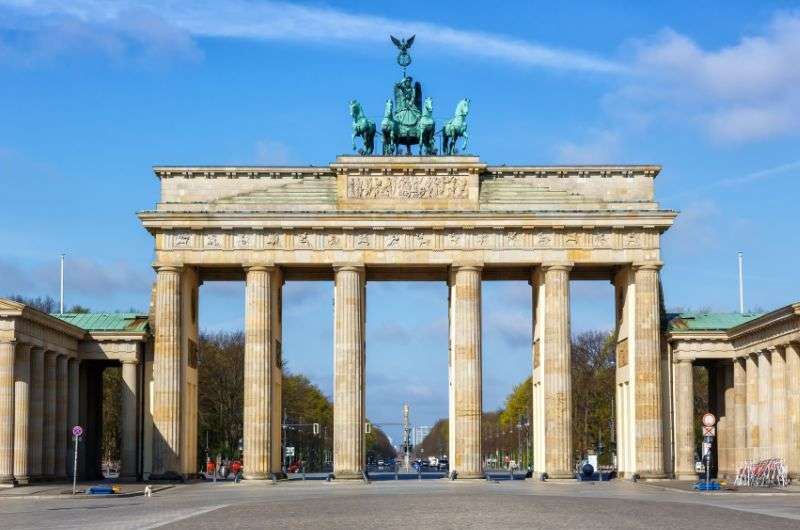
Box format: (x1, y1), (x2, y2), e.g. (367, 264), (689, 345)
(138, 155), (675, 480)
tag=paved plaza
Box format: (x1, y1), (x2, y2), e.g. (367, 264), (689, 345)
(1, 480), (799, 529)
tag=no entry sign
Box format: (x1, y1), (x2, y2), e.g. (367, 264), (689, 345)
(702, 413), (716, 427)
(72, 425), (83, 437)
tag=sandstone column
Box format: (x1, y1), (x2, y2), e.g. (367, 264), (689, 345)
(333, 265), (365, 479)
(673, 359), (695, 479)
(13, 343), (31, 484)
(633, 262), (665, 477)
(786, 342), (800, 479)
(28, 347), (44, 480)
(55, 356), (68, 479)
(449, 265), (483, 478)
(243, 266), (274, 480)
(771, 347), (787, 461)
(733, 358), (747, 468)
(43, 352), (57, 478)
(718, 362), (735, 476)
(757, 350), (772, 459)
(0, 340), (16, 485)
(67, 358), (79, 479)
(541, 263), (572, 478)
(152, 265), (182, 478)
(120, 360), (139, 480)
(745, 354), (759, 460)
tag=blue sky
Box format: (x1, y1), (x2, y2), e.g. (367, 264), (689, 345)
(1, 1), (799, 444)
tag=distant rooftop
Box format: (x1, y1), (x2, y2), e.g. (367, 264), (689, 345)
(666, 311), (764, 332)
(53, 313), (149, 333)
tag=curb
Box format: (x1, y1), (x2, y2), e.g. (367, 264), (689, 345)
(637, 481), (800, 496)
(0, 484), (176, 500)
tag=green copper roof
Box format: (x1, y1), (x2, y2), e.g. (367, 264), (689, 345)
(666, 311), (764, 332)
(53, 313), (149, 333)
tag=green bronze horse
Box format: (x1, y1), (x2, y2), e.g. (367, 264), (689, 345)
(380, 98), (396, 155)
(442, 98), (470, 155)
(417, 97), (437, 155)
(350, 99), (375, 155)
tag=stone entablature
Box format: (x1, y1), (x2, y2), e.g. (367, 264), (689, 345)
(667, 303), (800, 361)
(0, 299), (83, 357)
(150, 156), (666, 213)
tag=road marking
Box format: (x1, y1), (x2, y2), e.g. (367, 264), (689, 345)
(136, 504), (229, 529)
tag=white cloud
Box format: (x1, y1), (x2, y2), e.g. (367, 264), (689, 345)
(0, 0), (623, 73)
(254, 139), (290, 165)
(555, 129), (622, 164)
(610, 12), (800, 143)
(0, 255), (153, 309)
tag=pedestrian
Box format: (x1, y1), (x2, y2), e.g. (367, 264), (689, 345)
(231, 460), (242, 483)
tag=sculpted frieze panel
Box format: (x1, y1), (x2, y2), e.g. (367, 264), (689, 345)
(162, 227), (657, 254)
(347, 175), (468, 199)
(203, 233), (223, 249)
(384, 233), (402, 249)
(233, 233), (253, 249)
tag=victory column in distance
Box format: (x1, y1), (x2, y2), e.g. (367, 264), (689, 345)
(350, 35), (470, 156)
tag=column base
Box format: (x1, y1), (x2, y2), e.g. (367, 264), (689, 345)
(118, 474), (138, 483)
(0, 476), (18, 487)
(452, 471), (484, 480)
(638, 472), (668, 481)
(14, 475), (31, 486)
(543, 472), (574, 480)
(332, 471), (365, 480)
(675, 473), (698, 481)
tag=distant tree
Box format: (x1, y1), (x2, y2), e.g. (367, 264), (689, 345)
(8, 294), (57, 313)
(418, 329), (617, 468)
(498, 376), (532, 428)
(419, 418), (448, 458)
(197, 331), (245, 462)
(195, 330), (393, 471)
(67, 304), (91, 314)
(571, 331), (615, 463)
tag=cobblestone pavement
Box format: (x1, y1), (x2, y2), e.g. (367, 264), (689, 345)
(1, 479), (798, 529)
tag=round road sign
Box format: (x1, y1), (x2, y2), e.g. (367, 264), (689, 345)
(72, 425), (83, 437)
(701, 413), (716, 427)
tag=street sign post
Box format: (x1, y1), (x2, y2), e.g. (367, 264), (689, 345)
(700, 413), (717, 489)
(71, 425), (83, 495)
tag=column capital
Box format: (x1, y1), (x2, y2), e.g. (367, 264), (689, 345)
(673, 357), (695, 365)
(244, 264), (276, 273)
(540, 262), (573, 273)
(632, 261), (663, 272)
(154, 264), (182, 273)
(333, 263), (365, 273)
(120, 359), (140, 366)
(451, 263), (483, 273)
(0, 339), (16, 346)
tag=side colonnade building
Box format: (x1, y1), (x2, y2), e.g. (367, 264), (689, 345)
(0, 299), (150, 485)
(667, 304), (800, 480)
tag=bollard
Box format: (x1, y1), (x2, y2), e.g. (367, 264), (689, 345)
(302, 465), (306, 481)
(509, 468), (514, 481)
(418, 467), (422, 481)
(395, 464), (399, 481)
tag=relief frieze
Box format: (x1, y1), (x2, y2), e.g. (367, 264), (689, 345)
(164, 228), (656, 252)
(347, 175), (468, 199)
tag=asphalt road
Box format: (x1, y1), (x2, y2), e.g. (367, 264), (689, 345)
(1, 479), (799, 529)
